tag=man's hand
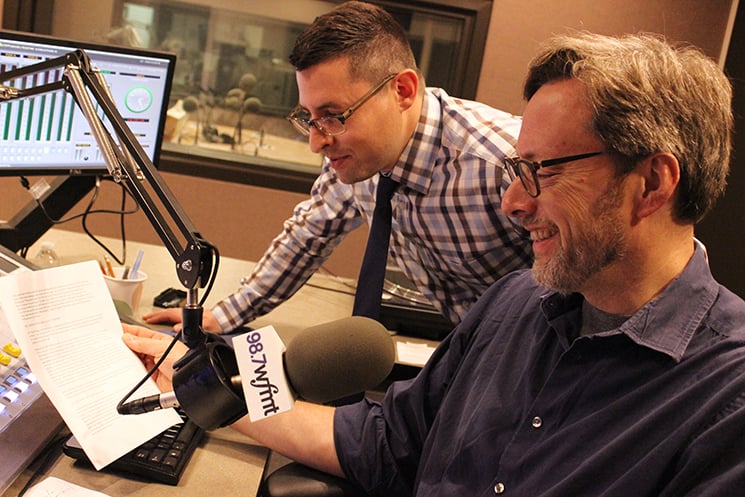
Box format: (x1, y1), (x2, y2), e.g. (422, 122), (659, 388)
(121, 324), (188, 392)
(142, 308), (224, 334)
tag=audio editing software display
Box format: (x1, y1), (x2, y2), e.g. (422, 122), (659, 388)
(0, 30), (176, 176)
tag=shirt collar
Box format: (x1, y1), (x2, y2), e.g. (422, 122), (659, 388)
(387, 89), (442, 195)
(541, 243), (719, 362)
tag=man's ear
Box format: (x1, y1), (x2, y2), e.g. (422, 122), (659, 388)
(635, 152), (680, 219)
(393, 69), (419, 111)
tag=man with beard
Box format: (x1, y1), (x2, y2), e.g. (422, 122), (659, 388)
(123, 32), (745, 496)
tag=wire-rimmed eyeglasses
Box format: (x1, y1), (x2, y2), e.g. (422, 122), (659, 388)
(505, 151), (605, 197)
(287, 73), (397, 137)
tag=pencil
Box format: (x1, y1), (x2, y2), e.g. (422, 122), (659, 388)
(104, 255), (115, 277)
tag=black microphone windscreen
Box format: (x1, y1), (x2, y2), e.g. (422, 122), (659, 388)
(284, 316), (395, 403)
(182, 96), (199, 112)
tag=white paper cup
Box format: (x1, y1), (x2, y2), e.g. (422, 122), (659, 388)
(103, 266), (147, 316)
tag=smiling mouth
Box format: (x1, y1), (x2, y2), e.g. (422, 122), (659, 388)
(326, 153), (348, 164)
(530, 227), (558, 242)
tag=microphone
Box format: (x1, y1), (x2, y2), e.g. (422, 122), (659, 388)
(283, 316), (394, 404)
(181, 95), (199, 112)
(242, 96), (262, 114)
(118, 317), (395, 429)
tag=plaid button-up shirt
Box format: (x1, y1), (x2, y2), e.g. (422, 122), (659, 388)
(213, 88), (532, 330)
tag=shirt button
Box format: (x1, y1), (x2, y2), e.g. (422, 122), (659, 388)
(532, 416), (543, 428)
(494, 482), (506, 494)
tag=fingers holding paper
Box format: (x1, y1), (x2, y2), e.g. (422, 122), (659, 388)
(121, 324), (187, 391)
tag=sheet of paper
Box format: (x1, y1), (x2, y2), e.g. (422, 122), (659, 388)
(396, 341), (436, 367)
(25, 477), (111, 497)
(0, 260), (181, 470)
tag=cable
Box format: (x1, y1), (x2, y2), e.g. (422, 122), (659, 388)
(81, 177), (134, 265)
(117, 241), (220, 410)
(197, 240), (220, 307)
(14, 434), (69, 497)
(20, 176), (139, 225)
(316, 265), (358, 293)
(315, 266), (433, 306)
(303, 281), (356, 297)
(116, 330), (183, 413)
(18, 175), (140, 265)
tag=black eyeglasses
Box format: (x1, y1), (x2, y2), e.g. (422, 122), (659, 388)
(505, 151), (605, 197)
(287, 73), (397, 137)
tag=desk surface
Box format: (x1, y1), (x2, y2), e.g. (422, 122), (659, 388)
(28, 229), (438, 353)
(3, 229), (356, 497)
(34, 228), (358, 339)
(4, 427), (268, 497)
(4, 228), (437, 497)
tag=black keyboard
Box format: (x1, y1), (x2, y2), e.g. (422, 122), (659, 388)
(62, 409), (204, 485)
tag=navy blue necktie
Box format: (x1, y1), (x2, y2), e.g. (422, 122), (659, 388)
(352, 174), (397, 319)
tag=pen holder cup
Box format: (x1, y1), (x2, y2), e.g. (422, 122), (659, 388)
(104, 267), (147, 317)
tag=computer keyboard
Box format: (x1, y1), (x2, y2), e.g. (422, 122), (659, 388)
(62, 409), (204, 485)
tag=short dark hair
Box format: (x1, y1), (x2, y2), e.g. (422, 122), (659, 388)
(525, 32), (733, 223)
(289, 1), (418, 83)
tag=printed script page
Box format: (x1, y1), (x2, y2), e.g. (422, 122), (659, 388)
(0, 260), (181, 470)
(25, 477), (111, 497)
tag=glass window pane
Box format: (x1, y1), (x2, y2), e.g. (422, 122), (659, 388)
(31, 0), (487, 180)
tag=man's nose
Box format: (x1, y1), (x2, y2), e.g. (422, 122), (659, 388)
(308, 126), (333, 154)
(502, 178), (536, 220)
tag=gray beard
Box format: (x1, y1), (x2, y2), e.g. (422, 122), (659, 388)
(531, 180), (627, 294)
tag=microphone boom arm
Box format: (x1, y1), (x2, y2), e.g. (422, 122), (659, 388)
(3, 49), (250, 428)
(1, 49), (211, 348)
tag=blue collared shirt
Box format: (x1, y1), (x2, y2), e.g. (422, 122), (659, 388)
(335, 245), (745, 496)
(212, 88), (531, 330)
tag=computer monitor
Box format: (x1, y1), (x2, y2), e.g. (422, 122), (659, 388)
(0, 29), (176, 176)
(0, 30), (176, 252)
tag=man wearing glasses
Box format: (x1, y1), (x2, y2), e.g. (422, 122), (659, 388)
(126, 31), (745, 495)
(144, 0), (532, 334)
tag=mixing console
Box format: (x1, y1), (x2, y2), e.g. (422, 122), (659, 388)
(0, 246), (64, 495)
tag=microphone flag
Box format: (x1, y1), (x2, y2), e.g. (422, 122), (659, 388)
(234, 325), (295, 422)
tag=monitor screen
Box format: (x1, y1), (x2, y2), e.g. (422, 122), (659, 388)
(0, 30), (176, 176)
